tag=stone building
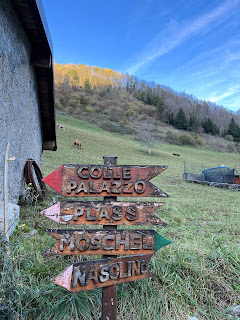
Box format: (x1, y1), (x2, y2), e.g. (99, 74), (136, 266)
(0, 0), (56, 235)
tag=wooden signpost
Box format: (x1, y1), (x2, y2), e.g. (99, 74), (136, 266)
(42, 164), (169, 197)
(41, 200), (166, 225)
(41, 157), (171, 320)
(50, 254), (153, 292)
(43, 229), (171, 256)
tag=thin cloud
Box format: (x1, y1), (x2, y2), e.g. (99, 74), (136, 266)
(126, 0), (240, 75)
(209, 89), (239, 103)
(150, 38), (240, 111)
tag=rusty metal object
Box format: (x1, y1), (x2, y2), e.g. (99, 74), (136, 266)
(51, 254), (153, 292)
(23, 159), (47, 200)
(40, 201), (166, 226)
(44, 229), (171, 256)
(42, 164), (168, 197)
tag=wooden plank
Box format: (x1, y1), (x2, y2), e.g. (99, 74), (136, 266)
(102, 285), (117, 320)
(43, 229), (171, 256)
(51, 254), (153, 292)
(40, 201), (167, 226)
(42, 164), (169, 197)
(102, 156), (117, 320)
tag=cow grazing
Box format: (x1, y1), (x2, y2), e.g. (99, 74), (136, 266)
(73, 139), (82, 149)
(57, 124), (65, 130)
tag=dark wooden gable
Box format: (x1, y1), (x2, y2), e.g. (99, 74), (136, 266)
(10, 0), (57, 150)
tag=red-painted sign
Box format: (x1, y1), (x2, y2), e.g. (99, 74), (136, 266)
(42, 165), (168, 197)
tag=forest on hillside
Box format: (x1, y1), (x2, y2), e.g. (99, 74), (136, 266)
(54, 63), (240, 147)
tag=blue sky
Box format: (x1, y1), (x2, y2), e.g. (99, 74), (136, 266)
(42, 0), (240, 111)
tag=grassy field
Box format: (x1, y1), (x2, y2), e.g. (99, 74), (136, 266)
(1, 113), (240, 320)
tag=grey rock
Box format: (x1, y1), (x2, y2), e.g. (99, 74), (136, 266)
(228, 305), (240, 317)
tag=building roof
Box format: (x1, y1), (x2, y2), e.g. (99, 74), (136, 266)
(10, 0), (57, 150)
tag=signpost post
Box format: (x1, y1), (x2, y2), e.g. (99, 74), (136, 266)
(41, 156), (171, 320)
(102, 156), (118, 320)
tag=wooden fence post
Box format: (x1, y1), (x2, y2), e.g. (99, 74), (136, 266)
(3, 142), (10, 242)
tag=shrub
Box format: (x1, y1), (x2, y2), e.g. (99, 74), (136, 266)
(85, 106), (94, 113)
(225, 135), (234, 142)
(99, 86), (112, 98)
(88, 97), (97, 106)
(55, 100), (63, 110)
(165, 131), (180, 144)
(138, 114), (149, 121)
(179, 133), (195, 145)
(125, 109), (135, 117)
(72, 108), (81, 116)
(70, 92), (80, 99)
(80, 96), (89, 105)
(227, 143), (235, 152)
(194, 134), (204, 146)
(235, 143), (240, 153)
(75, 101), (83, 109)
(110, 106), (124, 118)
(120, 117), (128, 125)
(65, 105), (74, 114)
(68, 99), (79, 107)
(98, 121), (136, 134)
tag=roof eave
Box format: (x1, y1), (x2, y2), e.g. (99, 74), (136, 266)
(10, 0), (57, 151)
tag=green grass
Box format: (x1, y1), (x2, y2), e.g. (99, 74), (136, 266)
(1, 113), (239, 319)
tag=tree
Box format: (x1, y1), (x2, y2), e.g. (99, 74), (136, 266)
(202, 118), (219, 135)
(227, 118), (240, 141)
(189, 114), (200, 132)
(69, 69), (79, 86)
(152, 95), (165, 118)
(174, 108), (188, 130)
(84, 80), (92, 93)
(139, 117), (155, 155)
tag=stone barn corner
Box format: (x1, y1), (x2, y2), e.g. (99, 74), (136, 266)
(0, 0), (56, 236)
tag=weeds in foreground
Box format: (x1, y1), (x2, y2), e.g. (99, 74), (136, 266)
(0, 238), (101, 320)
(1, 196), (239, 319)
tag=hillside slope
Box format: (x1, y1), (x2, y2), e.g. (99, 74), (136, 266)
(54, 63), (240, 149)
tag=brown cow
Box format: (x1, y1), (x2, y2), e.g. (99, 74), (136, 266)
(73, 139), (82, 149)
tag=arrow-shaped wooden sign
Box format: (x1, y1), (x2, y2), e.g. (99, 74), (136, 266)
(43, 229), (171, 256)
(42, 165), (168, 197)
(51, 254), (153, 292)
(40, 201), (166, 226)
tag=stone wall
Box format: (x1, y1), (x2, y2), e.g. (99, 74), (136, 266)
(182, 173), (204, 181)
(184, 179), (240, 191)
(0, 0), (42, 234)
